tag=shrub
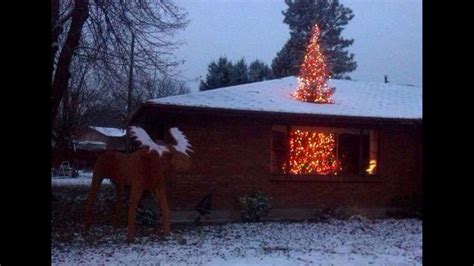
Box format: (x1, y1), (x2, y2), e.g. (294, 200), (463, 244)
(124, 191), (160, 226)
(136, 207), (159, 226)
(238, 192), (271, 222)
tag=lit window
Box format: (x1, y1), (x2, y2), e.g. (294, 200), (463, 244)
(272, 126), (378, 176)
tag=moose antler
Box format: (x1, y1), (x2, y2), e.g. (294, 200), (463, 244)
(129, 126), (170, 156)
(169, 127), (193, 156)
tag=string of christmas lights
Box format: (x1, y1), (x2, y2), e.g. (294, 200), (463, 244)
(284, 129), (340, 175)
(294, 24), (335, 104)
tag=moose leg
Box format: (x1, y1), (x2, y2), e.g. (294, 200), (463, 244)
(113, 184), (124, 227)
(127, 185), (143, 242)
(84, 173), (104, 230)
(154, 183), (170, 236)
(151, 190), (163, 233)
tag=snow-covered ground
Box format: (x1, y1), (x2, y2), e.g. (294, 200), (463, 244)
(52, 218), (422, 265)
(52, 174), (422, 265)
(52, 171), (111, 186)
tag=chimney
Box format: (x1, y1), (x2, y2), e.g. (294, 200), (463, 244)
(384, 75), (389, 83)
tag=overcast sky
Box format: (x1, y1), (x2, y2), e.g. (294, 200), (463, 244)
(173, 0), (422, 91)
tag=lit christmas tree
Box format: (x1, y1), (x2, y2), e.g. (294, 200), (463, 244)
(294, 24), (335, 103)
(284, 130), (340, 175)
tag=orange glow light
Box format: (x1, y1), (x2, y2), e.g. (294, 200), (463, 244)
(366, 159), (377, 175)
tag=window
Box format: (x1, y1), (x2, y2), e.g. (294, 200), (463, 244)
(271, 125), (289, 173)
(272, 125), (378, 177)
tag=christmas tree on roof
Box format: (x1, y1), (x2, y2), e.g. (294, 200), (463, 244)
(293, 24), (335, 104)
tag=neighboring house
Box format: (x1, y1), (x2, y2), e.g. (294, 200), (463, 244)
(72, 126), (127, 169)
(129, 76), (422, 222)
(75, 126), (127, 151)
(72, 140), (107, 151)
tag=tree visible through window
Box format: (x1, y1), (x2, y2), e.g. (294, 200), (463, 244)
(272, 126), (378, 177)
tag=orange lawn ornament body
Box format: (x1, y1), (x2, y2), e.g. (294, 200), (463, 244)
(84, 126), (192, 242)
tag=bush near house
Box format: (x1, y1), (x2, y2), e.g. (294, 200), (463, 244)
(238, 192), (272, 222)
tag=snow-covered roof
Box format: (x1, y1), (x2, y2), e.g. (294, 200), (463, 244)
(89, 126), (126, 137)
(148, 76), (422, 120)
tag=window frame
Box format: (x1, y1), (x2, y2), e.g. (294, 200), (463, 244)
(270, 125), (381, 182)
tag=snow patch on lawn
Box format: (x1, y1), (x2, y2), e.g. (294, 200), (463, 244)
(52, 219), (422, 265)
(52, 171), (111, 186)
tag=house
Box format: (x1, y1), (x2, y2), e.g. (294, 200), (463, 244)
(72, 126), (127, 169)
(75, 126), (127, 151)
(129, 76), (422, 222)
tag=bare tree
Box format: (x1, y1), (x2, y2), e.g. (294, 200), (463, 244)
(52, 0), (89, 127)
(51, 0), (188, 129)
(141, 73), (190, 100)
(56, 56), (106, 144)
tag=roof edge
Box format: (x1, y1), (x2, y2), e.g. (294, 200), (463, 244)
(129, 102), (422, 125)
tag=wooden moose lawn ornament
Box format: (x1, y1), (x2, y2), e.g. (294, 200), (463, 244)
(84, 126), (192, 242)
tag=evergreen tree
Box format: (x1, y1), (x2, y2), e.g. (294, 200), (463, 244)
(200, 57), (274, 91)
(248, 60), (273, 82)
(199, 57), (234, 91)
(272, 0), (357, 79)
(230, 59), (249, 85)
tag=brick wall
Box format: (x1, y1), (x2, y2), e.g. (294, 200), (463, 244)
(140, 111), (422, 216)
